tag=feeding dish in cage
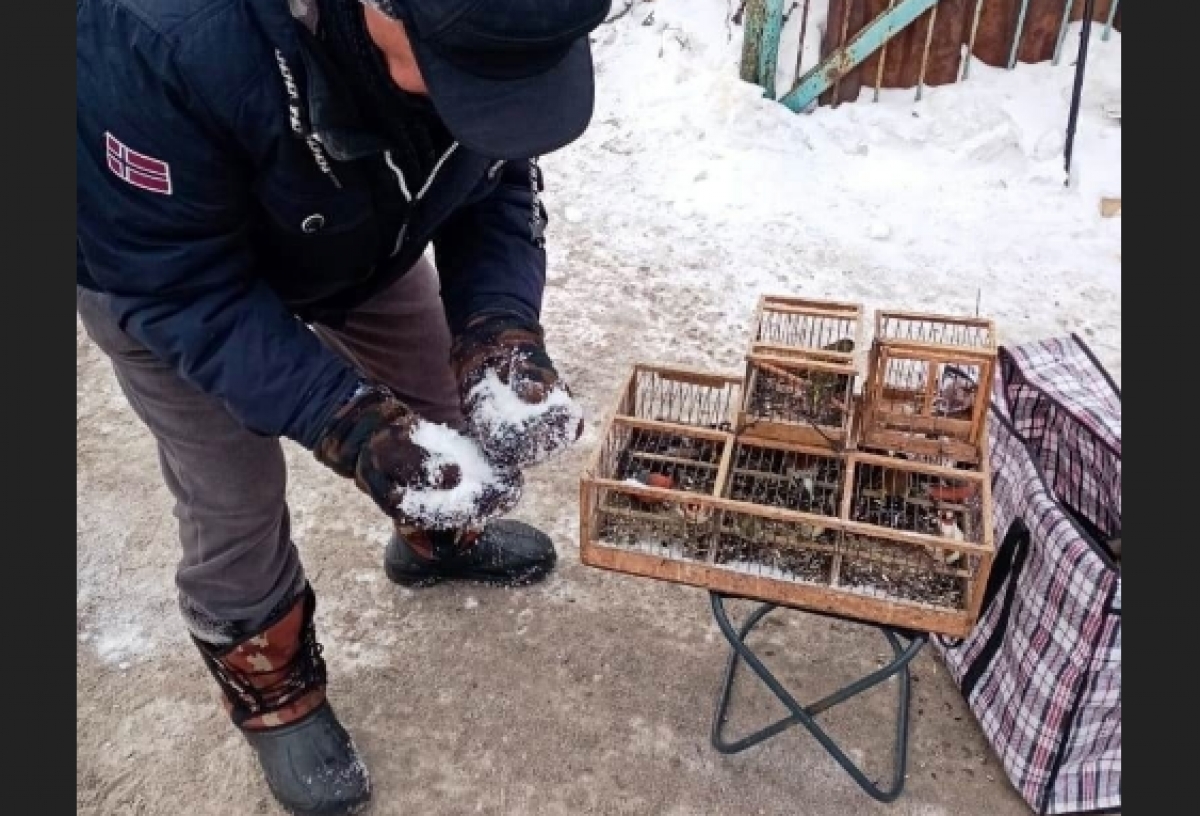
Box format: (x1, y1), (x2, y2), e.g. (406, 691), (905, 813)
(750, 296), (863, 363)
(739, 353), (857, 449)
(862, 311), (997, 466)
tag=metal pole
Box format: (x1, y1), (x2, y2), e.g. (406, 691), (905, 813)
(1007, 0), (1031, 69)
(915, 3), (939, 101)
(1064, 0), (1098, 183)
(794, 0), (813, 87)
(1102, 0), (1120, 41)
(961, 0), (987, 81)
(1051, 0), (1074, 65)
(874, 1), (898, 102)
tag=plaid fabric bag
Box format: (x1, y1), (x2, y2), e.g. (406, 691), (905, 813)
(937, 335), (1121, 814)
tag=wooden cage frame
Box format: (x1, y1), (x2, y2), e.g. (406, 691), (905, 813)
(749, 295), (864, 363)
(861, 311), (997, 466)
(581, 363), (996, 639)
(612, 363), (744, 430)
(738, 352), (858, 450)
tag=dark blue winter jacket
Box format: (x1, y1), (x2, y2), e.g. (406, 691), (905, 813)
(76, 0), (550, 448)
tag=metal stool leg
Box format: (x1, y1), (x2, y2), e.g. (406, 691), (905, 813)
(709, 592), (927, 803)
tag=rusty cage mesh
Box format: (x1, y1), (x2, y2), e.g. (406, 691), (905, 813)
(623, 365), (741, 430)
(751, 296), (863, 361)
(876, 312), (995, 350)
(581, 302), (996, 638)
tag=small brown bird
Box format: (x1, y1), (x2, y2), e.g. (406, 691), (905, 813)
(733, 513), (764, 541)
(935, 372), (977, 419)
(798, 521), (826, 540)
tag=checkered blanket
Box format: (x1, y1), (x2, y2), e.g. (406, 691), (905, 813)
(937, 335), (1121, 814)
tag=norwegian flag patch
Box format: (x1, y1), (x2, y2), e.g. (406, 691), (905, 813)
(105, 132), (173, 195)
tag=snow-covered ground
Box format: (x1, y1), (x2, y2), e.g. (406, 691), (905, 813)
(543, 0), (1121, 381)
(77, 3), (1120, 814)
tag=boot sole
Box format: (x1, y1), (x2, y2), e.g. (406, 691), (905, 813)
(384, 559), (554, 589)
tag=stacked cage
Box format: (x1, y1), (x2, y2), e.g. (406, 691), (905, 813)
(740, 296), (863, 449)
(860, 310), (996, 467)
(580, 301), (998, 638)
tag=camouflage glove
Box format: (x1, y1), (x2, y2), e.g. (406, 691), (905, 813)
(451, 313), (585, 469)
(314, 382), (521, 529)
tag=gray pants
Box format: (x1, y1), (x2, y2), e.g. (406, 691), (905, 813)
(77, 260), (461, 630)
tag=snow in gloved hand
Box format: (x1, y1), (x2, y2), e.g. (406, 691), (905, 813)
(395, 420), (523, 530)
(465, 369), (585, 469)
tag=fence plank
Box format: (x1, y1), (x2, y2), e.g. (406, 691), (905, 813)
(740, 0), (787, 97)
(739, 0), (766, 84)
(781, 0), (942, 111)
(827, 1), (974, 103)
(774, 0), (1120, 109)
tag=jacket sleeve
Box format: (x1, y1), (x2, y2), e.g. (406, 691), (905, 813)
(432, 159), (548, 335)
(76, 7), (359, 448)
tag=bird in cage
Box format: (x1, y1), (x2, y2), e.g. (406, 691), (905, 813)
(824, 338), (855, 354)
(731, 512), (765, 542)
(934, 367), (977, 419)
(631, 469), (675, 490)
(674, 501), (714, 524)
(626, 469), (677, 516)
(937, 510), (965, 566)
(788, 465), (818, 499)
(798, 520), (827, 541)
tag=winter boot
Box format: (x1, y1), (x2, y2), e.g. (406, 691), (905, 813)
(191, 585), (371, 816)
(384, 520), (557, 588)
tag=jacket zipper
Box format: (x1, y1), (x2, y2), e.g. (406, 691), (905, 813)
(384, 142), (460, 258)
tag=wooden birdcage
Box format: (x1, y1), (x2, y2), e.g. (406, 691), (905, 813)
(613, 364), (742, 431)
(581, 363), (996, 638)
(838, 450), (995, 626)
(750, 295), (863, 362)
(861, 311), (997, 467)
(739, 354), (857, 449)
(739, 296), (864, 449)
